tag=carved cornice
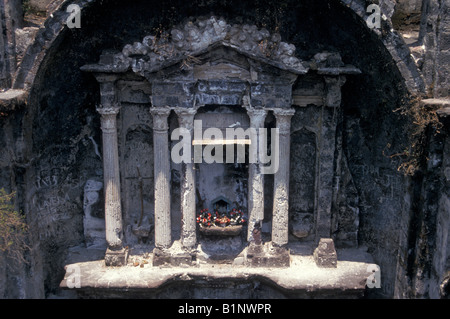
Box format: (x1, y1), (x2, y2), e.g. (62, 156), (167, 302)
(82, 16), (309, 76)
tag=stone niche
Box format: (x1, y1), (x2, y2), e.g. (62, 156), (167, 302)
(77, 16), (362, 268)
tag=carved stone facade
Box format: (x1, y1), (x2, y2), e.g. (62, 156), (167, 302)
(81, 16), (361, 267)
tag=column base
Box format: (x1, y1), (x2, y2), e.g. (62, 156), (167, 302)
(152, 247), (196, 267)
(313, 238), (337, 268)
(245, 243), (290, 267)
(105, 247), (129, 266)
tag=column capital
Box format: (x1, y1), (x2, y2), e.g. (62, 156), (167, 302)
(151, 106), (172, 114)
(151, 107), (172, 131)
(174, 108), (197, 129)
(246, 108), (267, 128)
(273, 108), (295, 133)
(246, 108), (268, 116)
(97, 106), (120, 133)
(273, 107), (296, 117)
(97, 105), (121, 116)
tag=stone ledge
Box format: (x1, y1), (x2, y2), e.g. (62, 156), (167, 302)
(437, 107), (450, 118)
(0, 89), (28, 111)
(420, 98), (450, 118)
(420, 98), (450, 109)
(60, 245), (377, 298)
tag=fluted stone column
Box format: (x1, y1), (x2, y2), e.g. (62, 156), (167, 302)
(246, 108), (267, 243)
(98, 105), (127, 266)
(272, 108), (295, 248)
(175, 108), (197, 250)
(151, 107), (172, 250)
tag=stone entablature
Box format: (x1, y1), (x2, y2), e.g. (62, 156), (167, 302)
(81, 16), (360, 267)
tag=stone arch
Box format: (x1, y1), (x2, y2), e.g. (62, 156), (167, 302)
(14, 0), (425, 96)
(338, 0), (425, 94)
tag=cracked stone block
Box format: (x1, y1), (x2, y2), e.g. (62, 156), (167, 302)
(105, 247), (129, 266)
(313, 238), (337, 268)
(245, 244), (290, 267)
(152, 248), (195, 267)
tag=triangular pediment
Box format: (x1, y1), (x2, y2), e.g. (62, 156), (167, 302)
(81, 16), (309, 78)
(147, 43), (303, 84)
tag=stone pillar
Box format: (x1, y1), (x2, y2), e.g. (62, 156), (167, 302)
(151, 107), (172, 250)
(324, 76), (346, 108)
(271, 108), (295, 248)
(316, 107), (338, 240)
(318, 77), (345, 240)
(313, 238), (338, 268)
(175, 108), (197, 250)
(97, 105), (127, 266)
(246, 108), (267, 243)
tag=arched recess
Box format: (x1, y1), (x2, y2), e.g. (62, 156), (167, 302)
(15, 0), (418, 296)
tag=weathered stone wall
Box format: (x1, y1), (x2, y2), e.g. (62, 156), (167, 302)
(394, 0), (450, 299)
(421, 0), (450, 98)
(0, 0), (24, 88)
(0, 94), (45, 298)
(0, 1), (7, 87)
(397, 111), (450, 299)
